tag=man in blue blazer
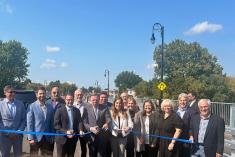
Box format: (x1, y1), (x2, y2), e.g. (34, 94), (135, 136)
(27, 86), (54, 156)
(0, 85), (26, 157)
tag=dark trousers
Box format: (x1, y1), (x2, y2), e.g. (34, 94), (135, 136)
(56, 138), (78, 157)
(88, 132), (107, 157)
(79, 136), (87, 157)
(179, 143), (191, 157)
(30, 136), (53, 157)
(136, 144), (158, 157)
(126, 132), (134, 157)
(105, 131), (112, 157)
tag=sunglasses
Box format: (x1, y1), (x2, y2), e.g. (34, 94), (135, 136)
(7, 91), (14, 94)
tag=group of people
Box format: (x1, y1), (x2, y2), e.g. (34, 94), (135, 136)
(0, 85), (225, 157)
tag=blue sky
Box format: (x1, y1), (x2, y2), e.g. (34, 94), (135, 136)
(0, 0), (235, 89)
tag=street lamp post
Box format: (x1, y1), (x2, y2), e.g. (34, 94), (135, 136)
(151, 23), (164, 103)
(95, 80), (99, 93)
(104, 69), (110, 96)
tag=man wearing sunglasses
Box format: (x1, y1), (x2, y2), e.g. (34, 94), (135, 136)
(0, 85), (26, 157)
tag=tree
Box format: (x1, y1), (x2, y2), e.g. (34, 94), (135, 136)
(153, 39), (235, 102)
(115, 71), (143, 92)
(0, 40), (29, 96)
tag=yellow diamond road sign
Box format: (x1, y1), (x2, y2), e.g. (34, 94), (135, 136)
(157, 82), (167, 91)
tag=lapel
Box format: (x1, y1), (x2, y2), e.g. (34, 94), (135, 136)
(89, 105), (97, 121)
(71, 107), (76, 127)
(204, 114), (214, 141)
(14, 102), (20, 120)
(195, 115), (201, 139)
(97, 104), (103, 120)
(149, 114), (154, 133)
(63, 106), (69, 129)
(3, 99), (13, 118)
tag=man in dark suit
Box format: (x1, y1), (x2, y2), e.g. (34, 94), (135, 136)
(54, 93), (83, 157)
(189, 99), (225, 157)
(176, 93), (193, 157)
(46, 85), (65, 111)
(187, 91), (199, 114)
(99, 91), (112, 157)
(46, 85), (65, 153)
(83, 94), (111, 157)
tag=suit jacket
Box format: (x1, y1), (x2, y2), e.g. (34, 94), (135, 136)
(46, 98), (64, 112)
(83, 103), (111, 133)
(54, 106), (82, 144)
(27, 100), (54, 142)
(134, 111), (160, 152)
(0, 98), (26, 131)
(190, 114), (225, 157)
(189, 100), (199, 114)
(175, 106), (194, 140)
(110, 110), (133, 137)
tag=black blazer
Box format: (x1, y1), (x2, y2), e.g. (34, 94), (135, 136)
(190, 114), (225, 157)
(189, 100), (199, 114)
(176, 107), (196, 140)
(54, 106), (82, 144)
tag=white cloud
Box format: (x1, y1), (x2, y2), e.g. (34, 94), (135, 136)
(40, 59), (68, 69)
(146, 63), (158, 69)
(46, 45), (61, 53)
(184, 21), (222, 35)
(0, 0), (13, 14)
(40, 59), (57, 69)
(60, 62), (68, 68)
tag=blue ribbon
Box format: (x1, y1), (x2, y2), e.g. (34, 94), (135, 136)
(132, 131), (192, 143)
(0, 129), (192, 143)
(0, 130), (91, 136)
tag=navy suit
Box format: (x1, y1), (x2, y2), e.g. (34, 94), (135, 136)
(54, 106), (82, 157)
(0, 98), (26, 157)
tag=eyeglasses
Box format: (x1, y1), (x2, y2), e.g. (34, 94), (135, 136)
(7, 91), (14, 94)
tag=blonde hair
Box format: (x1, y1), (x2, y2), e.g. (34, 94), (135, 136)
(161, 99), (175, 111)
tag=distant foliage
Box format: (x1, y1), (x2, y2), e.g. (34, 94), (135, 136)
(115, 71), (143, 92)
(153, 39), (235, 102)
(0, 40), (29, 96)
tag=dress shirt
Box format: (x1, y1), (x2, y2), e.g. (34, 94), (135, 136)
(74, 102), (84, 117)
(144, 116), (150, 144)
(177, 107), (186, 119)
(93, 106), (99, 120)
(198, 115), (210, 143)
(66, 105), (73, 130)
(39, 102), (47, 119)
(52, 100), (58, 109)
(5, 98), (16, 118)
